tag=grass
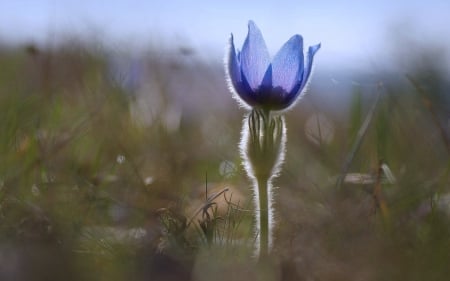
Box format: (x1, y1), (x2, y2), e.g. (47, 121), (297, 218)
(0, 39), (449, 280)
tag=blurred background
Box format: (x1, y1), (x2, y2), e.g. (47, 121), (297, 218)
(0, 1), (449, 280)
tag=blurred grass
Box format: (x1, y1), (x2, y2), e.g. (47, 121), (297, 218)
(0, 39), (449, 281)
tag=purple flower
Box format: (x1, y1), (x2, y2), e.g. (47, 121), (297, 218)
(226, 21), (320, 111)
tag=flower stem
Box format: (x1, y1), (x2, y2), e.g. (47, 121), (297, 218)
(257, 176), (269, 259)
(241, 109), (286, 260)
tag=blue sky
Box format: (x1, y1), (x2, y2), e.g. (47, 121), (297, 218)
(1, 0), (449, 69)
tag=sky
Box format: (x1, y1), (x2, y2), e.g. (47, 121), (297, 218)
(1, 0), (450, 69)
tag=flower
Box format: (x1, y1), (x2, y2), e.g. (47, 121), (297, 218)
(226, 21), (320, 111)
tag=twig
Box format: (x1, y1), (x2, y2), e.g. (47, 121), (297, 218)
(335, 82), (383, 189)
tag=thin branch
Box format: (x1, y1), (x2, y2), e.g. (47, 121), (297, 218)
(335, 83), (383, 189)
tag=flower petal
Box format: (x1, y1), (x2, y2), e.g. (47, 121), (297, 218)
(239, 72), (260, 106)
(300, 43), (321, 90)
(226, 35), (260, 107)
(260, 64), (272, 89)
(281, 43), (320, 108)
(226, 34), (242, 87)
(240, 21), (271, 91)
(271, 35), (303, 93)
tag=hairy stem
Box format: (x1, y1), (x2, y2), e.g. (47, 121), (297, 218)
(257, 177), (269, 259)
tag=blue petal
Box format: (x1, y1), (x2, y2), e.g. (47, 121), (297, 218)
(227, 35), (259, 106)
(270, 35), (304, 93)
(282, 43), (320, 107)
(240, 71), (260, 106)
(240, 20), (271, 91)
(260, 64), (272, 89)
(227, 34), (242, 86)
(299, 43), (321, 90)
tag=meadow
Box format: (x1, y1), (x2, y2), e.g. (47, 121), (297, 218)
(0, 38), (448, 280)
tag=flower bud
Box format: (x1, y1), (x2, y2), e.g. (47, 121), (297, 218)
(240, 109), (286, 183)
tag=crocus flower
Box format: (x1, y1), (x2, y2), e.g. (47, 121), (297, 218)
(226, 21), (320, 111)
